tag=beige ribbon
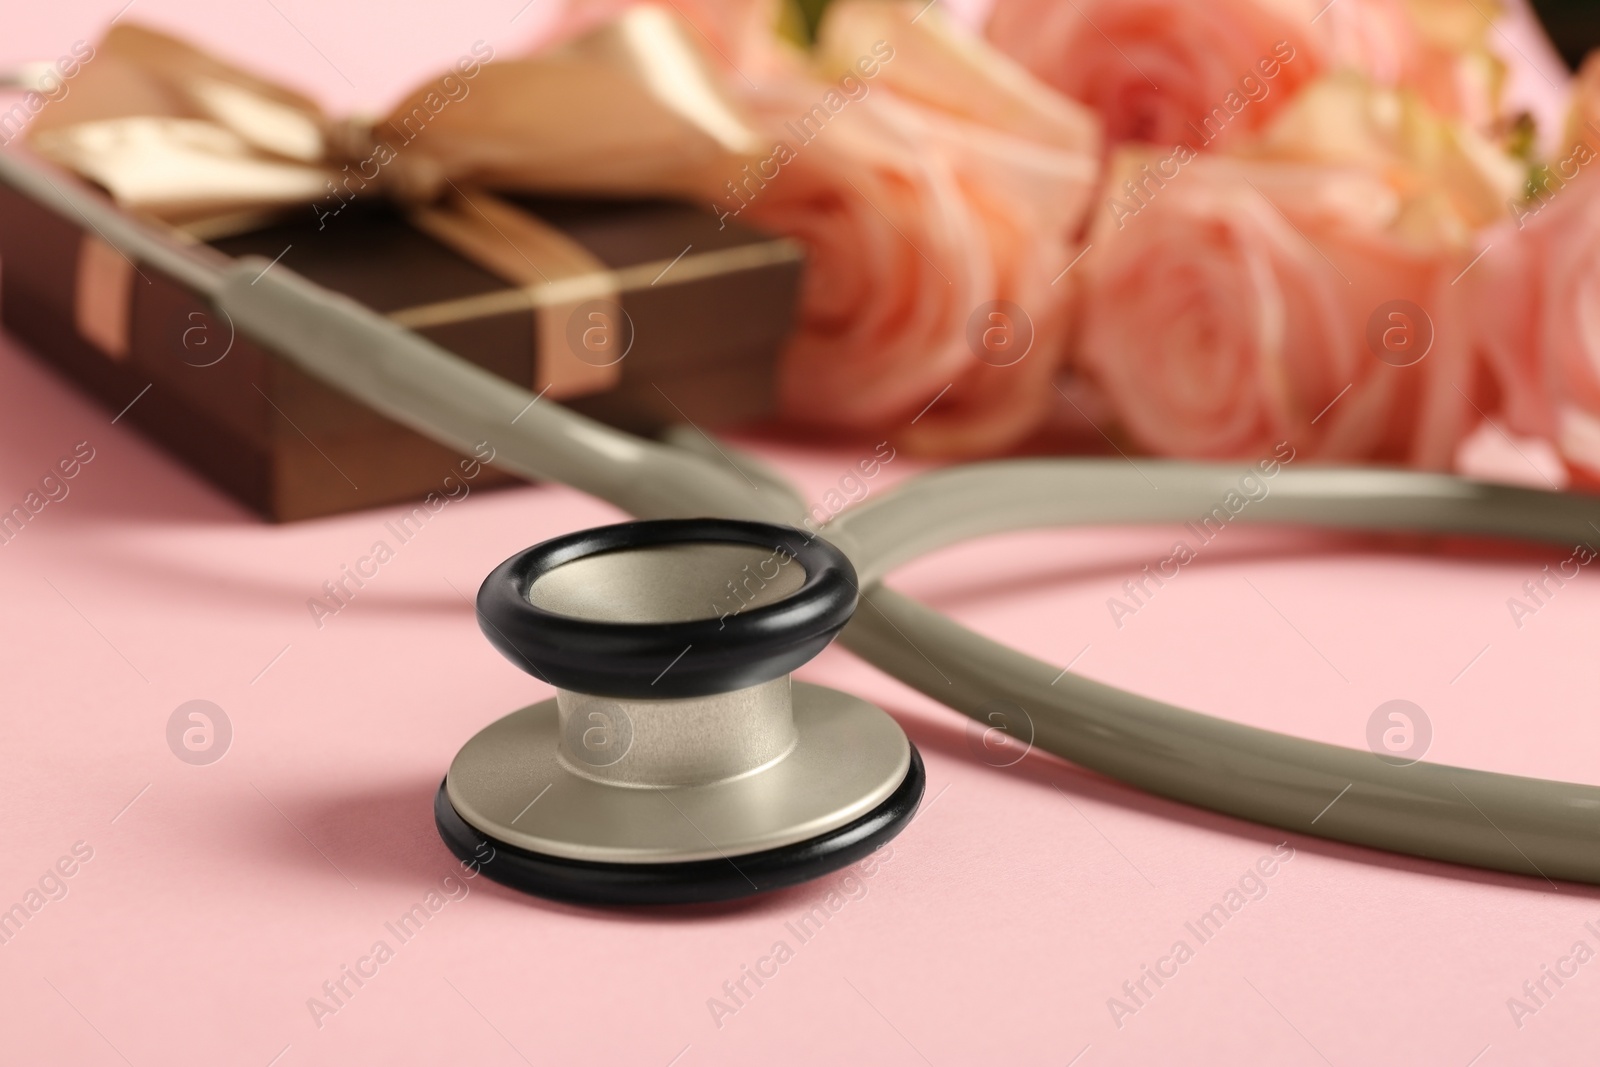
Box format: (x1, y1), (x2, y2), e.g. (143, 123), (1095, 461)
(27, 9), (765, 397)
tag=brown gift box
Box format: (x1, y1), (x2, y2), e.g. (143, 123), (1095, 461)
(0, 161), (804, 521)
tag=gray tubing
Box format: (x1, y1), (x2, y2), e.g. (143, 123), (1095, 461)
(829, 460), (1600, 886)
(0, 151), (223, 297)
(13, 151), (1598, 884)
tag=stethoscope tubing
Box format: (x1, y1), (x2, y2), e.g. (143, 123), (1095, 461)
(830, 462), (1600, 886)
(11, 150), (1598, 887)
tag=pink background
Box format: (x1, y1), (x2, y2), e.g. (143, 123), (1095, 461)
(4, 2), (1600, 1064)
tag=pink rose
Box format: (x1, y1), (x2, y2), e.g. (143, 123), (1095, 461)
(985, 0), (1317, 149)
(725, 1), (1101, 454)
(1079, 154), (1475, 464)
(1077, 73), (1525, 465)
(984, 0), (1506, 150)
(1465, 176), (1600, 481)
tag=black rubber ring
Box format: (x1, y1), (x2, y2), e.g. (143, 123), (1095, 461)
(476, 519), (857, 699)
(435, 745), (924, 906)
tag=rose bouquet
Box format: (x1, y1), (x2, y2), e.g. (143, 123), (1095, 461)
(551, 0), (1587, 477)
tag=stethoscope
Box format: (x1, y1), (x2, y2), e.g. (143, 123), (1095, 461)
(11, 150), (1600, 906)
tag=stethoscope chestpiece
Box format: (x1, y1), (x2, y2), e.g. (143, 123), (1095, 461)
(435, 518), (924, 906)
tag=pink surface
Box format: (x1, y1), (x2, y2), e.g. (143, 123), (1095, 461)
(6, 3), (1600, 1065)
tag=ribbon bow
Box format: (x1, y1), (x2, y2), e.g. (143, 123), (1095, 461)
(26, 8), (762, 224)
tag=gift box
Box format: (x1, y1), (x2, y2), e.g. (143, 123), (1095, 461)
(0, 13), (803, 520)
(0, 161), (802, 520)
